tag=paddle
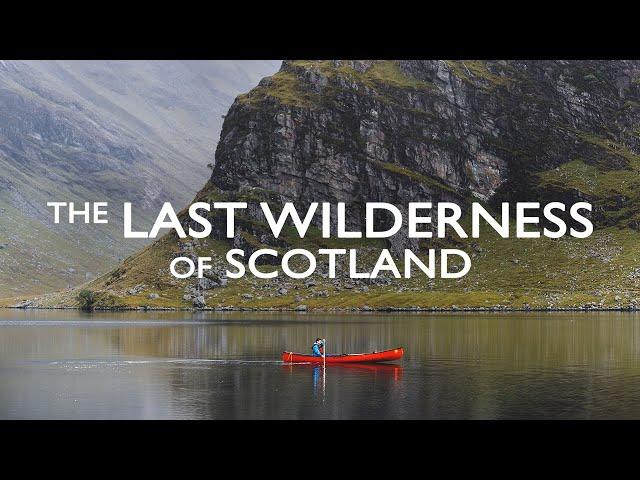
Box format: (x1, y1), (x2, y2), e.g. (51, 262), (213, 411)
(322, 338), (326, 368)
(322, 338), (326, 401)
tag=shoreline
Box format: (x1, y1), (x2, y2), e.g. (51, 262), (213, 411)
(3, 305), (640, 313)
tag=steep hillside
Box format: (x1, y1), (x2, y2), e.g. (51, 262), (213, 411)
(23, 60), (640, 311)
(0, 60), (280, 298)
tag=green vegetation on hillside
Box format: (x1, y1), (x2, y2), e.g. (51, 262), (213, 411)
(369, 159), (460, 195)
(444, 60), (509, 87)
(21, 207), (640, 311)
(536, 129), (640, 227)
(238, 60), (432, 109)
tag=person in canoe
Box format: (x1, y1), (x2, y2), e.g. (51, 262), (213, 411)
(312, 338), (324, 357)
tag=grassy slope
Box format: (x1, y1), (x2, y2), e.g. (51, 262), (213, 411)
(0, 150), (150, 298)
(536, 132), (640, 228)
(19, 210), (640, 311)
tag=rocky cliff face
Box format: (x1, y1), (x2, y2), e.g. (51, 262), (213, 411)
(31, 60), (640, 311)
(212, 60), (640, 230)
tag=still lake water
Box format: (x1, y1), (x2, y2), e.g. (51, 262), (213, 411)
(2, 309), (640, 419)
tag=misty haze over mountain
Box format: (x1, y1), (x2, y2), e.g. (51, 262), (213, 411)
(0, 60), (281, 297)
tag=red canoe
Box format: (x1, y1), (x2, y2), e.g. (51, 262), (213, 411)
(281, 347), (404, 364)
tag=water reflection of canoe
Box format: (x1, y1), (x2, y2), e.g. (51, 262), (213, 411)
(324, 362), (403, 380)
(282, 361), (403, 380)
(335, 362), (403, 375)
(281, 347), (403, 364)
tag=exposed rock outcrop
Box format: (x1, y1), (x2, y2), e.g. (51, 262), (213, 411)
(210, 60), (640, 238)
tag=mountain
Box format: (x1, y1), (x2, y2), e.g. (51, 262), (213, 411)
(21, 60), (640, 310)
(0, 60), (281, 298)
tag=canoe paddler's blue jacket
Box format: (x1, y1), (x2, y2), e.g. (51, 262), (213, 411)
(312, 343), (323, 357)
